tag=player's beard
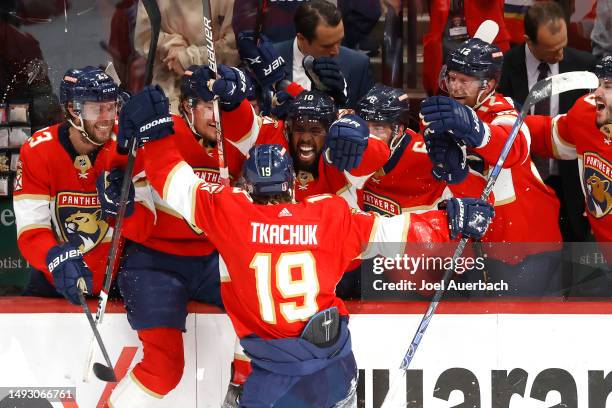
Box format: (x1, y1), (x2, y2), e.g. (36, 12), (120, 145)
(83, 119), (113, 145)
(595, 94), (612, 129)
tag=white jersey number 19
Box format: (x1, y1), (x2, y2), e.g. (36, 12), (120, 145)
(250, 251), (320, 324)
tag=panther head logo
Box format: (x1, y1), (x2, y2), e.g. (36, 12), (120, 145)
(586, 174), (612, 218)
(64, 209), (109, 252)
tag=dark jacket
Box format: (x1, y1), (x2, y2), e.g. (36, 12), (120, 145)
(274, 39), (374, 108)
(498, 44), (597, 242)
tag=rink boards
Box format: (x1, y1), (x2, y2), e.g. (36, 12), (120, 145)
(0, 298), (611, 407)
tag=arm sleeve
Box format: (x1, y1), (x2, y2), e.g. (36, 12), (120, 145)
(473, 113), (531, 168)
(525, 113), (577, 160)
(359, 210), (451, 260)
(221, 99), (262, 156)
(142, 135), (243, 240)
(118, 171), (157, 243)
(13, 146), (57, 281)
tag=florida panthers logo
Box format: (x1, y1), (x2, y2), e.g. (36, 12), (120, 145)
(56, 192), (109, 252)
(583, 152), (612, 219)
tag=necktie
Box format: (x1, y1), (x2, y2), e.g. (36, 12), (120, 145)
(533, 62), (550, 115)
(532, 62), (551, 179)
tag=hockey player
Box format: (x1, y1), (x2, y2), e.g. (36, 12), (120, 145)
(525, 55), (612, 255)
(115, 84), (495, 407)
(420, 38), (563, 294)
(356, 83), (487, 216)
(102, 65), (249, 406)
(13, 66), (122, 304)
(334, 84), (488, 298)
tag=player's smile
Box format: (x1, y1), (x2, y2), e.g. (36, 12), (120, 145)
(297, 144), (316, 161)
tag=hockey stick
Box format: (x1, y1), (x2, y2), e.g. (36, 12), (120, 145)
(254, 0), (268, 42)
(202, 0), (230, 186)
(77, 279), (116, 382)
(381, 71), (599, 407)
(83, 0), (161, 383)
(381, 0), (404, 88)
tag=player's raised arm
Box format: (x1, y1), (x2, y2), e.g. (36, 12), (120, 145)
(356, 199), (494, 261)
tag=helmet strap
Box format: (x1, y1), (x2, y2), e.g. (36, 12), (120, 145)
(474, 80), (495, 109)
(389, 124), (404, 153)
(68, 114), (104, 147)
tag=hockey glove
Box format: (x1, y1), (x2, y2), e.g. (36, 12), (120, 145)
(445, 197), (494, 240)
(96, 168), (135, 220)
(270, 89), (294, 120)
(307, 57), (348, 106)
(118, 85), (173, 150)
(46, 243), (93, 305)
(237, 31), (286, 88)
(189, 65), (250, 111)
(212, 65), (251, 111)
(325, 114), (369, 172)
(425, 133), (468, 184)
(421, 96), (489, 148)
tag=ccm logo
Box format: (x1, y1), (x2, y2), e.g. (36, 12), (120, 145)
(139, 116), (172, 132)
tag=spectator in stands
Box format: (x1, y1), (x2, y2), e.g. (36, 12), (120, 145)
(106, 0), (145, 94)
(134, 0), (239, 113)
(498, 0), (596, 243)
(273, 0), (374, 108)
(0, 0), (61, 131)
(592, 0), (612, 58)
(422, 0), (510, 96)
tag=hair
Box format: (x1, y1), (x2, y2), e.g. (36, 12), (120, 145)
(294, 0), (342, 42)
(252, 192), (293, 205)
(524, 1), (566, 44)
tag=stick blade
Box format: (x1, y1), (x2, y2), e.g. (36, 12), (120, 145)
(474, 20), (499, 44)
(551, 71), (599, 95)
(525, 71), (599, 110)
(93, 362), (117, 382)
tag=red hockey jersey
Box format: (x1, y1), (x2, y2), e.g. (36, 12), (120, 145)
(358, 129), (488, 216)
(527, 94), (612, 244)
(142, 136), (452, 339)
(13, 123), (118, 293)
(221, 100), (390, 205)
(116, 114), (248, 256)
(472, 93), (562, 246)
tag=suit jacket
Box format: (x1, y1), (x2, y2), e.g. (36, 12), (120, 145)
(498, 44), (596, 242)
(498, 45), (596, 113)
(274, 40), (374, 109)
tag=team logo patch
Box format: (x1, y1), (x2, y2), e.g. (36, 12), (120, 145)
(362, 190), (401, 217)
(55, 192), (109, 253)
(583, 152), (612, 219)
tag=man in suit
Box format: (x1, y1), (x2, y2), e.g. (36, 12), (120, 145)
(498, 1), (596, 243)
(273, 0), (374, 109)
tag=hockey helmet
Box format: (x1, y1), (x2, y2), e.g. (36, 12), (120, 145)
(445, 38), (503, 83)
(243, 144), (295, 197)
(287, 90), (337, 129)
(60, 66), (118, 106)
(356, 84), (410, 125)
(594, 56), (612, 80)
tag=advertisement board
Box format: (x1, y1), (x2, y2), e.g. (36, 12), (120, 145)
(1, 300), (611, 407)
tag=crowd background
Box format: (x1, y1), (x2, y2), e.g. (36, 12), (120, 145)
(0, 0), (609, 296)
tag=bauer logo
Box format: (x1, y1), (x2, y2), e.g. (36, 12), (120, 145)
(139, 116), (172, 133)
(583, 151), (612, 219)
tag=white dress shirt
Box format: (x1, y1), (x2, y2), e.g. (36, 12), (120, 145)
(525, 43), (559, 116)
(292, 39), (312, 91)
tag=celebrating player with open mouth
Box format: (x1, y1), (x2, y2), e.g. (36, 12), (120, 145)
(110, 83), (494, 407)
